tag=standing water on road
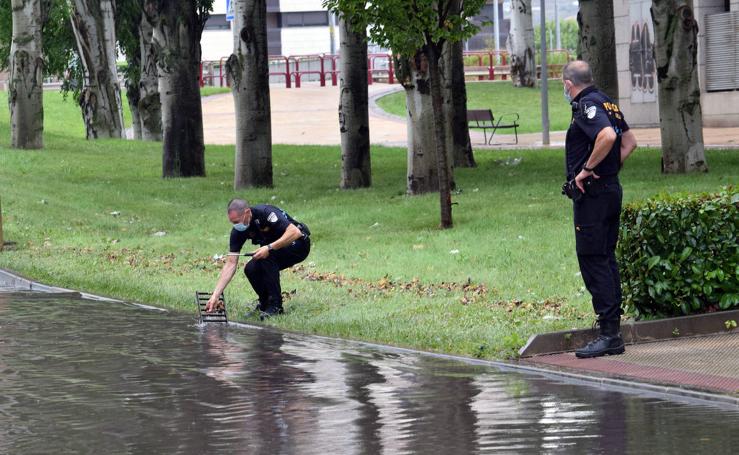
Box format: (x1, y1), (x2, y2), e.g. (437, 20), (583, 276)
(0, 292), (737, 454)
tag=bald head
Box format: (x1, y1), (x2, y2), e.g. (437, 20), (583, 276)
(562, 60), (594, 88)
(227, 198), (249, 214)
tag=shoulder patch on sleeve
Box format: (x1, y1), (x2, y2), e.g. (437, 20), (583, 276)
(585, 105), (597, 120)
(267, 212), (278, 223)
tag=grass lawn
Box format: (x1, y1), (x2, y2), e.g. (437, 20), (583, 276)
(377, 80), (572, 134)
(1, 90), (737, 359)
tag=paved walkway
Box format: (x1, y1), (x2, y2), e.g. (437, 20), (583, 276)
(522, 333), (739, 396)
(202, 82), (739, 148)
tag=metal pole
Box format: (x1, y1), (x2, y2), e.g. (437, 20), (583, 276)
(555, 0), (561, 50)
(493, 0), (500, 63)
(0, 197), (4, 251)
(540, 0), (550, 146)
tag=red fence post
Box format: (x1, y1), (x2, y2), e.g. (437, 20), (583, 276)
(331, 56), (338, 86)
(488, 52), (494, 80)
(319, 55), (326, 87)
(199, 63), (204, 87)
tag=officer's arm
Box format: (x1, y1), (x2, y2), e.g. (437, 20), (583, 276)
(207, 255), (239, 311)
(620, 130), (638, 164)
(269, 224), (303, 250)
(583, 127), (618, 170)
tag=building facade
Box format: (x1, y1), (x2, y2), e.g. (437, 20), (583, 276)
(201, 0), (335, 61)
(615, 0), (739, 127)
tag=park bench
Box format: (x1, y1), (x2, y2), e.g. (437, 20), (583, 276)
(467, 109), (520, 145)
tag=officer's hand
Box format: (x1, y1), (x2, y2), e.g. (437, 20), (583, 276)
(205, 295), (220, 313)
(575, 169), (600, 193)
(252, 246), (270, 260)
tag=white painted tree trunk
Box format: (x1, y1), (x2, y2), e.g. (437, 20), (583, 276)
(9, 0), (45, 149)
(339, 15), (371, 189)
(138, 6), (162, 141)
(227, 0), (273, 188)
(507, 0), (536, 87)
(398, 53), (439, 195)
(651, 0), (708, 173)
(70, 0), (125, 139)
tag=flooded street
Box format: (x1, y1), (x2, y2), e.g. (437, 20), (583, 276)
(1, 292), (737, 454)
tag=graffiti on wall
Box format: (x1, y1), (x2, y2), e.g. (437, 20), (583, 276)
(629, 0), (657, 103)
(629, 23), (656, 95)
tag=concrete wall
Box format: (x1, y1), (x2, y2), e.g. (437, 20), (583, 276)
(202, 29), (233, 62)
(696, 0), (739, 127)
(281, 26), (332, 56)
(280, 0), (325, 13)
(614, 0), (739, 128)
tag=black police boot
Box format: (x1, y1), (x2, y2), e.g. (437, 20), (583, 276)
(575, 320), (625, 359)
(246, 298), (268, 317)
(259, 297), (284, 321)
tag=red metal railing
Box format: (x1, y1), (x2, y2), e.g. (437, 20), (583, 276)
(200, 49), (572, 88)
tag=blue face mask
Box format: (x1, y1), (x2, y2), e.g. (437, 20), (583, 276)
(564, 84), (572, 104)
(233, 211), (249, 232)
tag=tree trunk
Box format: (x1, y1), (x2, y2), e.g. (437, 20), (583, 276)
(139, 4), (162, 141)
(651, 0), (707, 174)
(397, 53), (439, 195)
(338, 14), (371, 189)
(442, 35), (475, 168)
(577, 0), (619, 101)
(126, 77), (142, 140)
(226, 0), (273, 188)
(152, 0), (206, 178)
(70, 0), (125, 139)
(8, 0), (46, 149)
(507, 0), (535, 88)
(425, 43), (453, 229)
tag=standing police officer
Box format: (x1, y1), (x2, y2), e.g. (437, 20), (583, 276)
(205, 199), (311, 318)
(562, 61), (638, 358)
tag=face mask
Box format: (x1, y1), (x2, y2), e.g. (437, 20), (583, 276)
(233, 211), (249, 232)
(564, 84), (572, 103)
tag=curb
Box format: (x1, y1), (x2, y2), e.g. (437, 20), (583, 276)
(519, 309), (739, 357)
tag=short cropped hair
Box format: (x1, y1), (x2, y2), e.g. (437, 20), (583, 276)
(227, 198), (249, 213)
(562, 60), (594, 87)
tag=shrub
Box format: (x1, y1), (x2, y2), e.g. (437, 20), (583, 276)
(618, 187), (738, 318)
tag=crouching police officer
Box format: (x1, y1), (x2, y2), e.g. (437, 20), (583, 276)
(562, 61), (638, 358)
(205, 199), (311, 318)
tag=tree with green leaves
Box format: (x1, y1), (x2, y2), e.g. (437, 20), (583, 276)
(148, 0), (213, 178)
(324, 0), (485, 228)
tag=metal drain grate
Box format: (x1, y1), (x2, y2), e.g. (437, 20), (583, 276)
(195, 292), (228, 323)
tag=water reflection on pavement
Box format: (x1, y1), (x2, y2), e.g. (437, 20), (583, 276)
(0, 293), (737, 454)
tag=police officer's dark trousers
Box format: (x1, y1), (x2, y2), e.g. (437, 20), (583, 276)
(244, 238), (310, 309)
(573, 180), (623, 334)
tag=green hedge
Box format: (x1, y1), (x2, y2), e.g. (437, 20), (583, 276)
(618, 187), (739, 318)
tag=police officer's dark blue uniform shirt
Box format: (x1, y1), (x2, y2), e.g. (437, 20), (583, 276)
(229, 205), (300, 253)
(565, 86), (629, 180)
